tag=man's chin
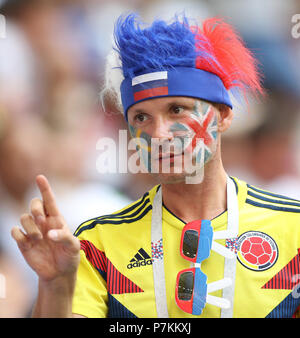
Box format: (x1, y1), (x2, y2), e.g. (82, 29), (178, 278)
(145, 155), (207, 184)
(150, 171), (202, 185)
(158, 173), (187, 184)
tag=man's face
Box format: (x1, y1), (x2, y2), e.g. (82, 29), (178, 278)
(127, 96), (220, 184)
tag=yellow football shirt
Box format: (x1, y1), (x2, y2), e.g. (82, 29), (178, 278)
(72, 177), (300, 318)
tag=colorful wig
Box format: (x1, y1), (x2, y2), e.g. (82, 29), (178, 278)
(107, 13), (263, 119)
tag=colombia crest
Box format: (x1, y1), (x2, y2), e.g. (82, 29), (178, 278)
(236, 231), (278, 271)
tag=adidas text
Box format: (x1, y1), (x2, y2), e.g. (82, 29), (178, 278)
(127, 259), (153, 269)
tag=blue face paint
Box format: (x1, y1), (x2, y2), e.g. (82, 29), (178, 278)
(128, 100), (218, 175)
(129, 124), (153, 172)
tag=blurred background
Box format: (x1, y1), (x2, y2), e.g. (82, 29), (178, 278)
(0, 0), (299, 317)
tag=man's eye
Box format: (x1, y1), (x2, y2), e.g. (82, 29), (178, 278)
(172, 106), (184, 114)
(134, 113), (148, 123)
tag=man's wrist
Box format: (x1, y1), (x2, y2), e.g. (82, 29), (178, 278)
(38, 274), (77, 296)
(32, 274), (77, 318)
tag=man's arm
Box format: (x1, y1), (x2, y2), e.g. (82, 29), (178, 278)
(11, 175), (81, 318)
(32, 277), (76, 318)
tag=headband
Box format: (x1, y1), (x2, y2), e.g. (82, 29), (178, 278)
(121, 67), (232, 121)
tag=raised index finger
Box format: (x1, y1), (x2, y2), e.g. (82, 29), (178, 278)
(36, 175), (60, 217)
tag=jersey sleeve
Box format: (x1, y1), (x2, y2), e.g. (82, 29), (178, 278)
(72, 230), (109, 318)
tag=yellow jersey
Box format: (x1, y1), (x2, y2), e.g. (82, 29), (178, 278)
(72, 177), (300, 318)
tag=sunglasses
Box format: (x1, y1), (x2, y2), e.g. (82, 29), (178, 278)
(175, 219), (232, 315)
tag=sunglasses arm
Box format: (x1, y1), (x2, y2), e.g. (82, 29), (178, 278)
(211, 241), (235, 259)
(213, 229), (238, 240)
(211, 229), (238, 259)
(207, 277), (232, 293)
(206, 277), (232, 309)
(206, 294), (230, 309)
(192, 269), (232, 310)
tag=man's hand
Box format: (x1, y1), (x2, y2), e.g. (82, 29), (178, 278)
(11, 175), (80, 283)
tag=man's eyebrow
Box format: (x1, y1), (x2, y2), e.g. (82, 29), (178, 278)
(131, 108), (147, 115)
(166, 99), (195, 108)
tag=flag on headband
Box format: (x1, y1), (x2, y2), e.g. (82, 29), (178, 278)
(113, 13), (264, 120)
(132, 71), (168, 102)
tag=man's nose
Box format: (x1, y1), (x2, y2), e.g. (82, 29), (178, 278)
(151, 117), (173, 140)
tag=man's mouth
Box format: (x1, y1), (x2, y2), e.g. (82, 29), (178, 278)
(157, 152), (183, 161)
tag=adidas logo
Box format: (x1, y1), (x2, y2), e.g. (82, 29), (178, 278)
(127, 248), (153, 269)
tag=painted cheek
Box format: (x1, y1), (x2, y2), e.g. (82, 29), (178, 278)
(184, 104), (218, 164)
(169, 122), (193, 153)
(187, 105), (217, 149)
(129, 124), (152, 171)
(129, 124), (151, 149)
(128, 124), (138, 138)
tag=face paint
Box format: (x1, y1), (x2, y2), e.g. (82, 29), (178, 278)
(182, 101), (218, 165)
(169, 122), (192, 155)
(129, 124), (153, 172)
(167, 101), (218, 168)
(128, 100), (218, 176)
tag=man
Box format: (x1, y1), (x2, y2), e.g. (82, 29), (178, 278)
(11, 14), (300, 318)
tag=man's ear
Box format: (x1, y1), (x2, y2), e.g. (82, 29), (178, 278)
(216, 104), (234, 133)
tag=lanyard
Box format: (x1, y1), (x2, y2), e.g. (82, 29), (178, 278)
(151, 176), (239, 318)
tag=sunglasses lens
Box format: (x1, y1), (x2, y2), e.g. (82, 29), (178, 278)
(182, 229), (198, 259)
(177, 271), (194, 301)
